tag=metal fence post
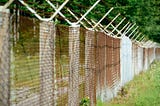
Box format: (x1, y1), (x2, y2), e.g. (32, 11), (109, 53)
(39, 21), (55, 106)
(68, 24), (80, 106)
(0, 6), (10, 106)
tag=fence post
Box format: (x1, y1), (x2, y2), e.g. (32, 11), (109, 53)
(85, 29), (96, 106)
(39, 21), (55, 106)
(0, 6), (10, 106)
(68, 24), (80, 106)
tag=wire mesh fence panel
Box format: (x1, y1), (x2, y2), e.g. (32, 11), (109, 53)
(143, 48), (149, 70)
(10, 16), (70, 106)
(105, 35), (115, 101)
(135, 45), (139, 74)
(132, 43), (136, 74)
(106, 35), (112, 89)
(112, 37), (120, 88)
(137, 47), (144, 72)
(112, 37), (120, 89)
(147, 48), (151, 66)
(106, 35), (113, 88)
(132, 43), (139, 75)
(79, 28), (86, 103)
(96, 32), (121, 101)
(55, 25), (69, 106)
(0, 8), (10, 106)
(96, 32), (106, 93)
(156, 48), (160, 60)
(143, 48), (148, 70)
(109, 37), (121, 97)
(148, 48), (155, 64)
(10, 16), (40, 106)
(9, 14), (100, 105)
(1, 6), (160, 105)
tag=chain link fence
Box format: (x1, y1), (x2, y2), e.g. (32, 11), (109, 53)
(156, 48), (160, 60)
(96, 32), (121, 101)
(0, 9), (160, 106)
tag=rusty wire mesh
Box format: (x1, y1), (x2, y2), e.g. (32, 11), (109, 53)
(9, 15), (98, 106)
(148, 48), (155, 64)
(9, 15), (122, 105)
(1, 12), (160, 106)
(95, 32), (121, 101)
(156, 48), (160, 60)
(55, 25), (69, 106)
(10, 16), (40, 106)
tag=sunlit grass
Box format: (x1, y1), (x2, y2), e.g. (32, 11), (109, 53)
(97, 61), (160, 106)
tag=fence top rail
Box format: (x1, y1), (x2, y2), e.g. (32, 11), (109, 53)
(18, 0), (69, 22)
(0, 6), (9, 13)
(2, 0), (14, 10)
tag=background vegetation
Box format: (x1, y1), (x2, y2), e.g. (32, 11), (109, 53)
(0, 0), (160, 43)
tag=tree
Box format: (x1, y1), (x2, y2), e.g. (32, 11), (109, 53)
(0, 0), (159, 43)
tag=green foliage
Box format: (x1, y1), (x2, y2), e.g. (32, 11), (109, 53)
(1, 0), (160, 43)
(80, 97), (90, 106)
(96, 99), (104, 106)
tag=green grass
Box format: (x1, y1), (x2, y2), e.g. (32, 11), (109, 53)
(97, 61), (160, 106)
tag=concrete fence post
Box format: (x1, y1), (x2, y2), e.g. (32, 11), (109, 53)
(85, 29), (96, 106)
(68, 24), (80, 106)
(39, 21), (55, 106)
(0, 6), (10, 106)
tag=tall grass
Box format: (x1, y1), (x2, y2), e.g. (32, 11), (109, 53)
(97, 61), (160, 106)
